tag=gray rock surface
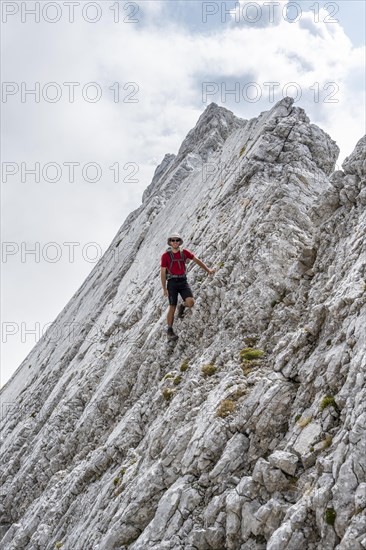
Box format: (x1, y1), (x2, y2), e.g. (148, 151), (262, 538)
(268, 451), (299, 477)
(1, 98), (365, 550)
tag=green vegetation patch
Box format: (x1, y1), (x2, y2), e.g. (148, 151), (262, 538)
(173, 375), (182, 386)
(320, 395), (337, 412)
(322, 435), (333, 449)
(162, 388), (174, 401)
(325, 508), (337, 526)
(240, 348), (265, 361)
(201, 364), (217, 377)
(297, 416), (312, 428)
(216, 399), (236, 418)
(180, 360), (189, 372)
(231, 387), (247, 400)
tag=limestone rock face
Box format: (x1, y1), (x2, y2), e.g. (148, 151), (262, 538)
(1, 98), (365, 550)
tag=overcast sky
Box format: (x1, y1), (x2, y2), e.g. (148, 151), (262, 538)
(1, 0), (365, 387)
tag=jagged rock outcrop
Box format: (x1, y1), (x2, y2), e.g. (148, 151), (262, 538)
(1, 98), (365, 550)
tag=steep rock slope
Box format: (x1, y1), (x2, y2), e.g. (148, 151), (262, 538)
(1, 98), (365, 550)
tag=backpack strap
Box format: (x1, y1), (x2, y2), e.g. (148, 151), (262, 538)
(166, 249), (186, 278)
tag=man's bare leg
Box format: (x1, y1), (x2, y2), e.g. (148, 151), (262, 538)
(167, 305), (176, 327)
(178, 297), (195, 318)
(167, 305), (179, 341)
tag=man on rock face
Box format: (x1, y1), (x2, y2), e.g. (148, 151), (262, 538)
(160, 233), (215, 341)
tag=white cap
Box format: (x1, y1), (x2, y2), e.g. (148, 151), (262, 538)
(167, 233), (183, 244)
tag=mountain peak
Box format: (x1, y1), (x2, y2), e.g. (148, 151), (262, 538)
(177, 101), (245, 161)
(1, 101), (365, 550)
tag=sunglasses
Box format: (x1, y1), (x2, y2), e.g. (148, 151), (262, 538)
(170, 239), (181, 242)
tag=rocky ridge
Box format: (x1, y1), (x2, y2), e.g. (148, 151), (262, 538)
(0, 97), (365, 550)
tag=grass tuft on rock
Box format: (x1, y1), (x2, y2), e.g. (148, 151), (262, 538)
(201, 364), (217, 377)
(180, 360), (189, 372)
(325, 508), (337, 526)
(231, 387), (247, 400)
(322, 435), (333, 449)
(216, 399), (236, 418)
(173, 375), (182, 386)
(320, 395), (337, 412)
(297, 416), (312, 428)
(240, 348), (265, 361)
(162, 388), (174, 401)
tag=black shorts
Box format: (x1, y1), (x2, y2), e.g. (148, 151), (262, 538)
(167, 277), (194, 306)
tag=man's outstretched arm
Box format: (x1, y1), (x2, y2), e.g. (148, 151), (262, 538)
(192, 256), (215, 275)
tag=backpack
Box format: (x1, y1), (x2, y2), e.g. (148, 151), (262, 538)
(166, 248), (186, 279)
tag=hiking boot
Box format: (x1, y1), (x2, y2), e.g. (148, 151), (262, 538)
(167, 327), (178, 341)
(177, 303), (186, 319)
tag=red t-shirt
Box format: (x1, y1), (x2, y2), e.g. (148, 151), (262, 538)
(161, 249), (195, 276)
